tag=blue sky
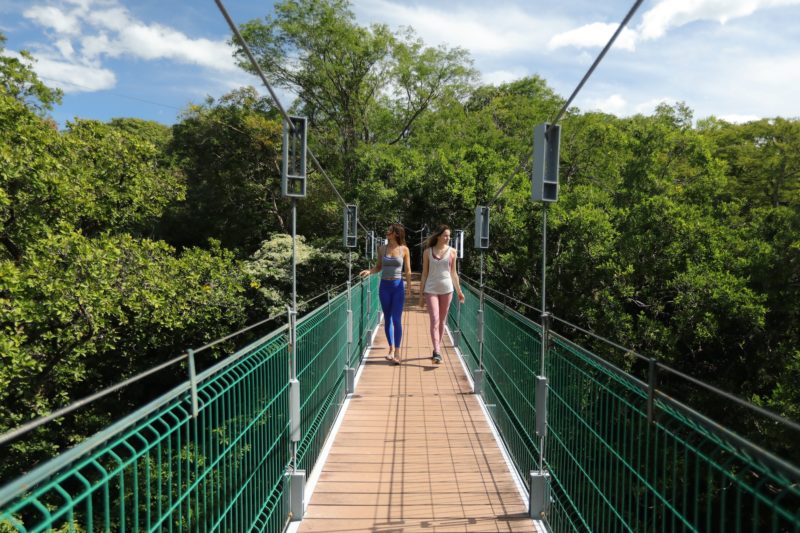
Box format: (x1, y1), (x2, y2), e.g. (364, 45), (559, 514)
(2, 0), (800, 126)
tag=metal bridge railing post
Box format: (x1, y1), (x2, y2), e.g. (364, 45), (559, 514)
(530, 204), (552, 520)
(647, 357), (658, 425)
(474, 252), (485, 395)
(187, 348), (199, 418)
(365, 268), (373, 347)
(345, 266), (355, 394)
(453, 258), (462, 348)
(287, 303), (304, 520)
(287, 196), (305, 521)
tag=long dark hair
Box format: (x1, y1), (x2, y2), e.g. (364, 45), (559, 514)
(388, 223), (406, 246)
(425, 224), (450, 249)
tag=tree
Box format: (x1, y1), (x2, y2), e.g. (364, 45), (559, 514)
(235, 0), (476, 187)
(165, 88), (283, 254)
(0, 230), (250, 481)
(701, 117), (800, 208)
(64, 119), (185, 236)
(0, 33), (62, 115)
(244, 233), (351, 316)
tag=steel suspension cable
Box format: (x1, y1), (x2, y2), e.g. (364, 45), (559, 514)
(214, 0), (366, 232)
(471, 0), (646, 219)
(548, 0), (645, 128)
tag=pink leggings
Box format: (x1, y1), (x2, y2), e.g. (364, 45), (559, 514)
(425, 292), (453, 353)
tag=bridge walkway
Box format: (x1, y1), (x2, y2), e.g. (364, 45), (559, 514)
(297, 289), (538, 533)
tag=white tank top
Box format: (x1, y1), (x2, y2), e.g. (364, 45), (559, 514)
(424, 247), (454, 295)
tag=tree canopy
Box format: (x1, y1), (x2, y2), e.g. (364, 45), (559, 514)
(1, 0), (799, 484)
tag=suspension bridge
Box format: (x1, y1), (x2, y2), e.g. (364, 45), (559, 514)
(2, 0), (800, 531)
(1, 267), (799, 532)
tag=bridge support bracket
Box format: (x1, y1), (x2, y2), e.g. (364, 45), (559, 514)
(452, 329), (461, 348)
(345, 366), (356, 395)
(288, 469), (306, 521)
(473, 368), (484, 395)
(365, 328), (373, 347)
(529, 470), (551, 520)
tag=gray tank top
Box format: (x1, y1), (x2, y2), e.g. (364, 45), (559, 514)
(381, 249), (404, 279)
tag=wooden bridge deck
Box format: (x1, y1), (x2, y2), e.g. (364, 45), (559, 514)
(296, 290), (539, 533)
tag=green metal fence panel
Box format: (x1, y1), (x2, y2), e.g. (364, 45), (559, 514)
(546, 334), (800, 533)
(455, 280), (800, 533)
(0, 279), (382, 533)
(481, 294), (542, 478)
(295, 290), (348, 474)
(0, 328), (291, 533)
(450, 284), (480, 374)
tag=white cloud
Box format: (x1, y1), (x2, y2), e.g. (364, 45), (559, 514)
(639, 0), (800, 41)
(22, 52), (116, 93)
(353, 0), (564, 54)
(54, 38), (75, 60)
(482, 68), (528, 85)
(587, 94), (628, 114)
(548, 23), (637, 51)
(633, 97), (677, 114)
(548, 0), (800, 55)
(21, 0), (239, 93)
(23, 5), (82, 36)
(718, 114), (760, 123)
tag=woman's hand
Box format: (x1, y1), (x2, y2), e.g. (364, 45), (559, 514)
(457, 291), (465, 304)
(359, 269), (371, 278)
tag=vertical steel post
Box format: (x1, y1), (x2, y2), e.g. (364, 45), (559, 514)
(538, 205), (548, 473)
(366, 238), (373, 347)
(188, 348), (199, 418)
(455, 257), (462, 347)
(474, 251), (485, 394)
(346, 252), (354, 393)
(647, 358), (658, 424)
(289, 198), (299, 469)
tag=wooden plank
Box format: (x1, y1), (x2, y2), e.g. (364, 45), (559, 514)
(297, 297), (538, 532)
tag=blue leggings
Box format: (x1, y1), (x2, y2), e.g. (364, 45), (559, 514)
(379, 279), (405, 348)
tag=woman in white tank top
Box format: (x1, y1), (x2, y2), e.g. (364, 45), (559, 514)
(419, 225), (465, 363)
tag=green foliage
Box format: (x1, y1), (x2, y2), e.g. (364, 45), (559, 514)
(0, 229), (249, 480)
(0, 94), (71, 259)
(0, 97), (184, 260)
(64, 119), (185, 235)
(702, 117), (800, 208)
(244, 233), (351, 316)
(1, 1), (799, 498)
(237, 0), (476, 187)
(0, 33), (62, 115)
(165, 87), (283, 253)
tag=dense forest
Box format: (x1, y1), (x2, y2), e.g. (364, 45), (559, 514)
(1, 0), (798, 483)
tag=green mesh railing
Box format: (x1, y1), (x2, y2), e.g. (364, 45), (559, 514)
(449, 280), (800, 533)
(0, 275), (380, 533)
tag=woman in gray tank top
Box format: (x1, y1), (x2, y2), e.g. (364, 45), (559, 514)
(359, 223), (412, 364)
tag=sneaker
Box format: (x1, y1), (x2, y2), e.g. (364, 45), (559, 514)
(433, 352), (442, 364)
(431, 350), (437, 361)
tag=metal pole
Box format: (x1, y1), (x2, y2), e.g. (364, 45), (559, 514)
(456, 258), (462, 334)
(290, 198), (298, 470)
(188, 348), (199, 418)
(541, 206), (547, 376)
(538, 205), (548, 474)
(647, 358), (657, 424)
(479, 252), (485, 370)
(292, 199), (297, 323)
(347, 251), (353, 364)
